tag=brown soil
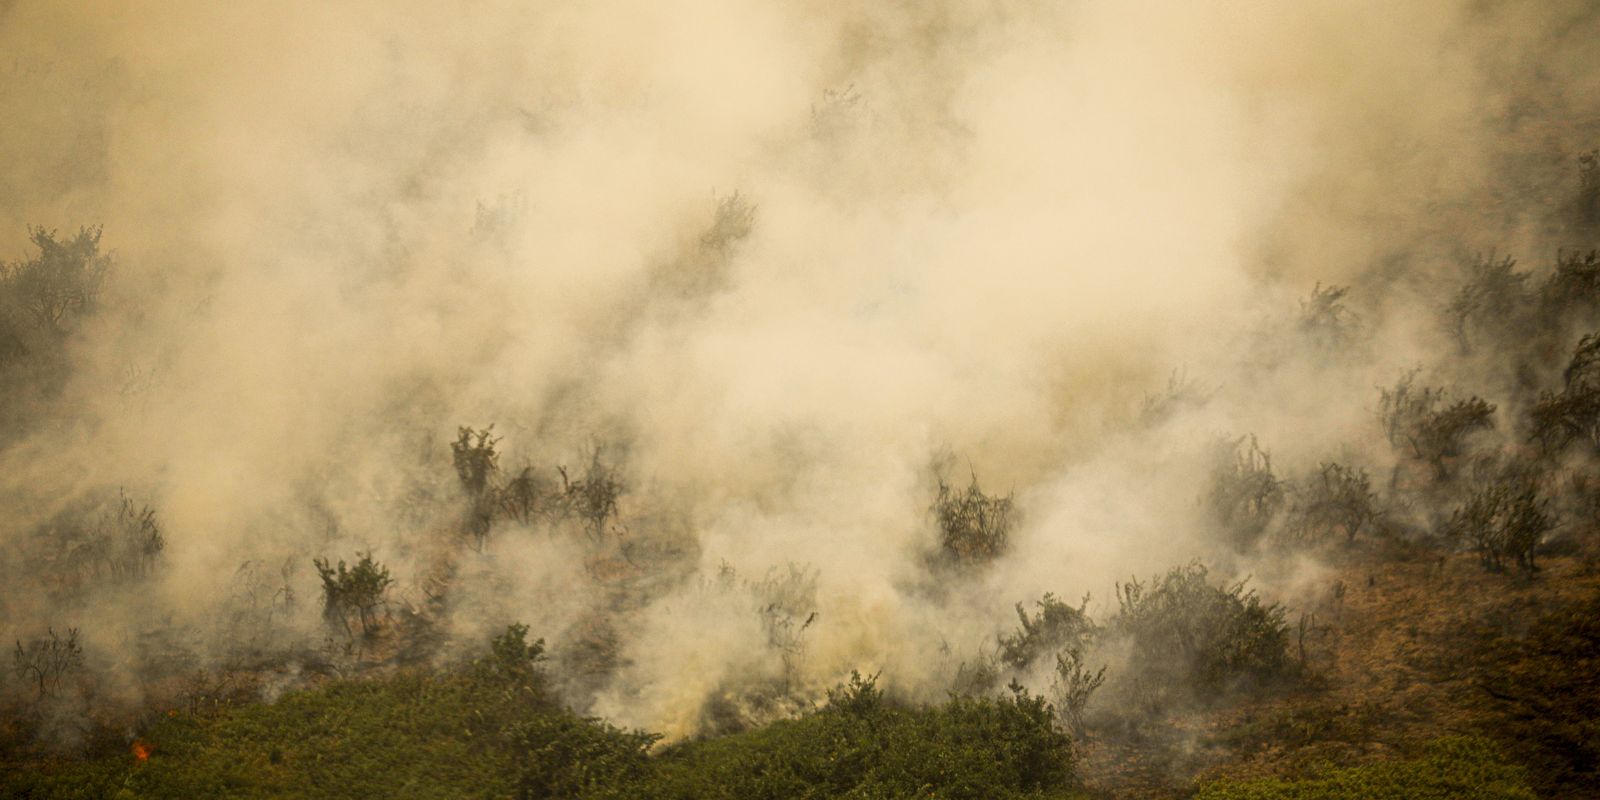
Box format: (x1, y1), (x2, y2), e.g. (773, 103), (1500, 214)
(1078, 539), (1600, 798)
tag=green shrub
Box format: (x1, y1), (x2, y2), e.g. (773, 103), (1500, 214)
(1194, 736), (1535, 799)
(644, 677), (1081, 800)
(506, 714), (659, 800)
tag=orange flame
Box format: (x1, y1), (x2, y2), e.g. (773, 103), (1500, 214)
(132, 739), (152, 761)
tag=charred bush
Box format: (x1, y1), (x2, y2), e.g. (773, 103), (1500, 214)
(452, 425), (501, 549)
(1139, 368), (1212, 426)
(1446, 253), (1533, 355)
(1578, 149), (1600, 228)
(998, 592), (1096, 672)
(1050, 648), (1106, 738)
(1379, 371), (1495, 480)
(1529, 333), (1600, 456)
(1111, 563), (1291, 714)
(1206, 435), (1284, 549)
(932, 471), (1014, 566)
(1288, 462), (1379, 544)
(12, 627), (83, 698)
(1298, 282), (1357, 348)
(1445, 467), (1553, 573)
(555, 446), (624, 541)
(1537, 250), (1600, 324)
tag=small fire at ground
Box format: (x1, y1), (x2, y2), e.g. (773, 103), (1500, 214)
(132, 740), (152, 761)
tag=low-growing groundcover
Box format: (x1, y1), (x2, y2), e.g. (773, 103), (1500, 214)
(4, 651), (1086, 799)
(1194, 736), (1537, 800)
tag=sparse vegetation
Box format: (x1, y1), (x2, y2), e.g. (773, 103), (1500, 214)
(1378, 371), (1496, 480)
(1288, 462), (1378, 544)
(934, 471), (1015, 565)
(1298, 282), (1356, 347)
(1207, 435), (1285, 549)
(13, 627), (83, 698)
(1445, 466), (1553, 573)
(5, 19), (1600, 798)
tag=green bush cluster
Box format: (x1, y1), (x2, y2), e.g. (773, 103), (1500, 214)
(1194, 736), (1536, 799)
(3, 633), (1085, 800)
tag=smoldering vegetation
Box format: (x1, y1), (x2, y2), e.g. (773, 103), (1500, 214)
(1, 1), (1599, 797)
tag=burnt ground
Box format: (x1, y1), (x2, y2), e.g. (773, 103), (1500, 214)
(1077, 538), (1600, 798)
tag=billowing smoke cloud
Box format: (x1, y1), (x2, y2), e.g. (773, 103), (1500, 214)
(1, 0), (1596, 741)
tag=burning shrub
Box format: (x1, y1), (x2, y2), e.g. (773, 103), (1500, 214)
(313, 551), (394, 638)
(932, 471), (1014, 566)
(1206, 435), (1285, 549)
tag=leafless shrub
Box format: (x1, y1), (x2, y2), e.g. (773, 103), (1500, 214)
(1538, 250), (1600, 322)
(1446, 253), (1531, 354)
(498, 465), (552, 525)
(1050, 648), (1106, 738)
(1298, 282), (1356, 347)
(809, 83), (863, 138)
(749, 563), (819, 691)
(1138, 368), (1212, 426)
(1378, 371), (1495, 480)
(13, 627), (83, 698)
(700, 192), (756, 254)
(933, 471), (1014, 566)
(98, 492), (163, 580)
(1445, 465), (1553, 573)
(555, 446), (624, 541)
(0, 226), (110, 335)
(1578, 149), (1599, 226)
(1206, 435), (1284, 549)
(1288, 462), (1379, 544)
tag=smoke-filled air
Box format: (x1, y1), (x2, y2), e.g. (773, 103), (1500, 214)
(3, 2), (1599, 798)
